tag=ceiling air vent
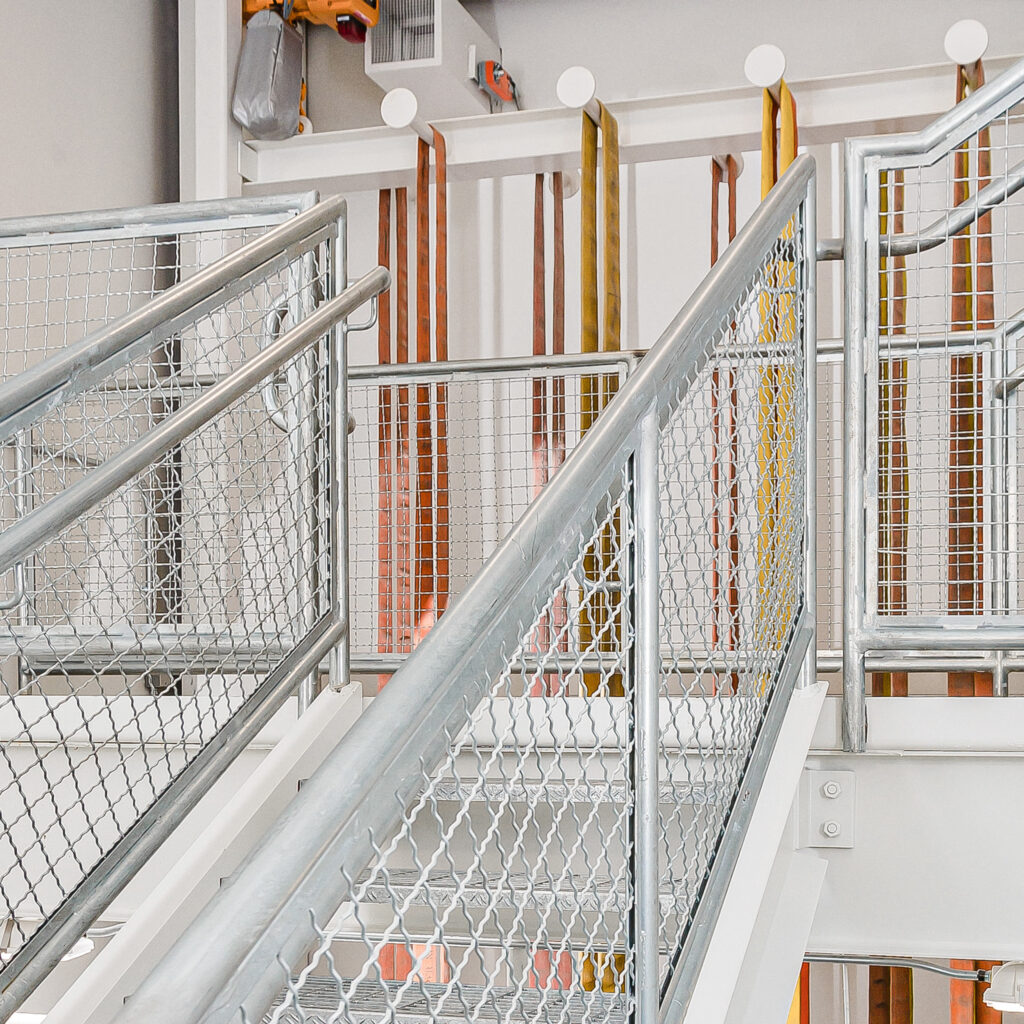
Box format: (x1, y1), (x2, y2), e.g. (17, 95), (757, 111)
(365, 0), (500, 119)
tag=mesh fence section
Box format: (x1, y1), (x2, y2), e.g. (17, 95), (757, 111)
(162, 167), (813, 1024)
(655, 218), (807, 975)
(871, 95), (1024, 620)
(346, 360), (633, 667)
(261, 470), (637, 1024)
(0, 229), (336, 967)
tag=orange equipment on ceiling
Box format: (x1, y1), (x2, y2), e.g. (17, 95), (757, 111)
(243, 0), (380, 39)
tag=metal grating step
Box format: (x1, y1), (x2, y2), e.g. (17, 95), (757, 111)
(430, 778), (724, 805)
(271, 978), (628, 1024)
(355, 868), (677, 914)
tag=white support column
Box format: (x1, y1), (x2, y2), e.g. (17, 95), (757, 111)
(178, 0), (243, 201)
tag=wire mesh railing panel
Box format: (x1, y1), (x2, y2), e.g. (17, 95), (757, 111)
(655, 217), (809, 980)
(260, 471), (637, 1024)
(346, 360), (632, 666)
(0, 225), (343, 975)
(0, 246), (327, 643)
(106, 156), (815, 1024)
(0, 205), (306, 383)
(870, 94), (1024, 620)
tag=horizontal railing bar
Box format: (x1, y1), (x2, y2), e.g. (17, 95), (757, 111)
(882, 159), (1024, 257)
(0, 268), (388, 578)
(110, 155), (817, 1024)
(351, 652), (809, 674)
(0, 192), (318, 242)
(858, 624), (1024, 649)
(349, 349), (641, 382)
(816, 329), (1000, 356)
(0, 196), (347, 437)
(0, 614), (345, 1021)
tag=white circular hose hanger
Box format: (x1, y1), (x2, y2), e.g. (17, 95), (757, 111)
(744, 43), (786, 95)
(380, 87), (433, 145)
(944, 19), (989, 66)
(557, 65), (601, 122)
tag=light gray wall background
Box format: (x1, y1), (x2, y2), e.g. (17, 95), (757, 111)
(0, 0), (178, 219)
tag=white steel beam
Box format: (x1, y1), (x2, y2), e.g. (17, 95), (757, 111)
(679, 681), (828, 1024)
(239, 58), (1017, 193)
(725, 849), (828, 1024)
(179, 0), (243, 200)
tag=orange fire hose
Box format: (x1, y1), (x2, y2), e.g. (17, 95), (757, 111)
(379, 130), (450, 984)
(948, 57), (999, 1024)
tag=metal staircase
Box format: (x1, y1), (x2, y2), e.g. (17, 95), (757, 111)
(0, 154), (819, 1023)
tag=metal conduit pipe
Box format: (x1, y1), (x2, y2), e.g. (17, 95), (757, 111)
(806, 954), (990, 982)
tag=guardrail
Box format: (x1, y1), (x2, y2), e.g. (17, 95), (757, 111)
(111, 155), (816, 1024)
(0, 191), (389, 1018)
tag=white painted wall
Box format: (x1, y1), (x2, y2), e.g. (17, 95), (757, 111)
(0, 0), (178, 219)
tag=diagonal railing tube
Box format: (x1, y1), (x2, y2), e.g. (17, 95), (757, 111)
(110, 153), (817, 1024)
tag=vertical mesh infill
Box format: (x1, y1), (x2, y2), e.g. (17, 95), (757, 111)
(656, 219), (807, 973)
(0, 234), (334, 970)
(871, 99), (1024, 620)
(261, 471), (638, 1024)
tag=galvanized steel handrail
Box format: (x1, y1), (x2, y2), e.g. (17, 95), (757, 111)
(842, 55), (1024, 752)
(0, 269), (388, 580)
(111, 153), (817, 1024)
(0, 195), (346, 443)
(0, 192), (317, 241)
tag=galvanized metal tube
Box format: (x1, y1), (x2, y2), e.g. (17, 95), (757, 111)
(0, 269), (389, 578)
(348, 348), (641, 381)
(111, 155), (818, 1024)
(805, 954), (989, 982)
(329, 209), (352, 693)
(802, 176), (819, 689)
(0, 197), (347, 437)
(842, 138), (868, 753)
(0, 192), (317, 242)
(632, 405), (661, 1024)
(883, 158), (1024, 257)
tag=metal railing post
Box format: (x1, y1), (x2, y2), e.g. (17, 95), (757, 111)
(843, 138), (868, 753)
(631, 403), (661, 1023)
(801, 176), (819, 689)
(329, 207), (351, 693)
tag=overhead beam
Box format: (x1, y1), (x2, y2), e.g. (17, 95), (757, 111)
(239, 56), (1018, 192)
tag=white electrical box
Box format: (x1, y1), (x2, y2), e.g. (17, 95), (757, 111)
(365, 0), (500, 121)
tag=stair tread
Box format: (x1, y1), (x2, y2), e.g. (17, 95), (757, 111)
(273, 978), (628, 1023)
(355, 868), (676, 912)
(431, 778), (723, 805)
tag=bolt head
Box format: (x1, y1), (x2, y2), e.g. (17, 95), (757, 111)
(821, 819), (841, 838)
(821, 780), (842, 799)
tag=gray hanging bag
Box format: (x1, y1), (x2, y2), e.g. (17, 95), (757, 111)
(231, 10), (302, 141)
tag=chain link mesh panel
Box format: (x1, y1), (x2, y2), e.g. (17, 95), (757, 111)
(156, 163), (813, 1024)
(0, 221), (338, 969)
(261, 471), (637, 1024)
(655, 217), (808, 976)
